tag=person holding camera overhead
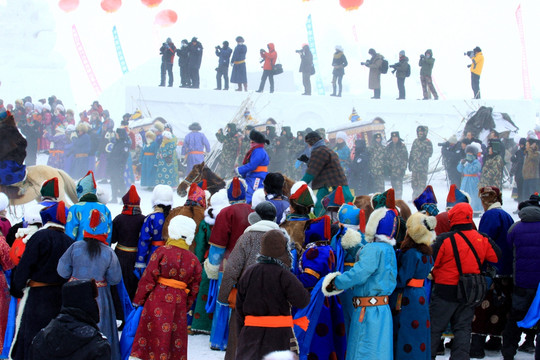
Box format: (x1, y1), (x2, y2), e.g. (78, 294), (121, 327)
(215, 41), (232, 90)
(187, 37), (203, 88)
(159, 37), (176, 87)
(361, 48), (383, 99)
(330, 45), (347, 97)
(467, 46), (484, 99)
(389, 50), (410, 100)
(256, 43), (278, 93)
(419, 49), (439, 100)
(297, 44), (314, 95)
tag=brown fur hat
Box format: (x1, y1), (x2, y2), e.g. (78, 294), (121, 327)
(405, 212), (437, 246)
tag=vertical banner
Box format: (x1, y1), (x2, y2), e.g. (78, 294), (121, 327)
(113, 26), (129, 74)
(72, 25), (102, 95)
(306, 15), (325, 95)
(515, 4), (532, 100)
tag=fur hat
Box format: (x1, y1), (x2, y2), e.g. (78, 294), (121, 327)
(289, 182), (314, 208)
(365, 207), (397, 245)
(416, 125), (428, 134)
(251, 188), (266, 209)
(62, 280), (100, 324)
(167, 215), (197, 246)
(249, 129), (269, 144)
(336, 131), (348, 142)
(465, 145), (477, 154)
(248, 201), (277, 224)
(162, 131), (173, 140)
(152, 184), (174, 207)
(40, 177), (59, 200)
(153, 121), (165, 132)
(145, 130), (156, 141)
(263, 173), (284, 196)
(25, 204), (44, 225)
(76, 171), (97, 199)
(0, 192), (9, 212)
(405, 212), (436, 246)
(40, 201), (68, 226)
(371, 188), (395, 210)
(413, 185), (439, 215)
(389, 131), (403, 142)
(448, 135), (458, 144)
(204, 189), (230, 225)
(446, 184), (470, 209)
(226, 177), (247, 203)
(260, 229), (291, 268)
(75, 122), (89, 133)
(122, 185), (140, 206)
(188, 122), (202, 131)
(478, 186), (502, 207)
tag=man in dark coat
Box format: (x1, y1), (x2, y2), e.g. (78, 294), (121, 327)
(10, 201), (74, 360)
(349, 138), (371, 195)
(301, 131), (351, 216)
(441, 136), (464, 188)
(188, 37), (203, 88)
(510, 138), (526, 202)
(159, 37), (176, 87)
(176, 39), (190, 87)
(235, 230), (310, 359)
(29, 280), (111, 360)
(0, 112), (27, 187)
(390, 50), (410, 100)
(215, 40), (232, 90)
(298, 44), (314, 95)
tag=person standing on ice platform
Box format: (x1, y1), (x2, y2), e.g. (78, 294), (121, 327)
(467, 46), (483, 99)
(231, 36), (248, 91)
(256, 43), (278, 93)
(159, 37), (176, 87)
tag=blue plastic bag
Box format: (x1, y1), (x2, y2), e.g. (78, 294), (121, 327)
(119, 306), (143, 360)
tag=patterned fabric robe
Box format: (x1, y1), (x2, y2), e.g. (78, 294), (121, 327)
(131, 244), (202, 360)
(135, 211), (166, 269)
(0, 236), (14, 354)
(155, 137), (179, 187)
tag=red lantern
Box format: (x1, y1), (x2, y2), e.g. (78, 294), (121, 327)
(58, 0), (79, 12)
(340, 0), (364, 11)
(142, 0), (162, 7)
(154, 9), (178, 27)
(101, 0), (122, 13)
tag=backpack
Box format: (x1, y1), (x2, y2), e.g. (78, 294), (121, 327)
(380, 58), (389, 74)
(405, 63), (411, 77)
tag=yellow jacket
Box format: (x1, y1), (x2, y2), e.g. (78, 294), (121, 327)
(471, 52), (484, 75)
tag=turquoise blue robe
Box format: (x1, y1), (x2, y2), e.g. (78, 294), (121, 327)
(140, 141), (158, 187)
(457, 159), (482, 212)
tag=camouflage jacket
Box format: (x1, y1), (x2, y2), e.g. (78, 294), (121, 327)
(479, 154), (504, 189)
(368, 143), (386, 176)
(385, 141), (408, 175)
(216, 132), (242, 164)
(408, 138), (433, 173)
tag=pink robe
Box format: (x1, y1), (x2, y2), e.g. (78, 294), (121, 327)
(0, 236), (14, 353)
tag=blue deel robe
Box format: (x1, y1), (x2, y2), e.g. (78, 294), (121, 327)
(457, 159), (482, 212)
(237, 147), (269, 204)
(334, 241), (397, 360)
(140, 141), (158, 187)
(390, 248), (433, 360)
(57, 241), (122, 360)
(230, 44), (247, 84)
(478, 206), (514, 276)
(65, 201), (112, 244)
(71, 133), (91, 179)
(134, 211), (165, 269)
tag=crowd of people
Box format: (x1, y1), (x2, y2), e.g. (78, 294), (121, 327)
(158, 34), (485, 99)
(0, 92), (539, 360)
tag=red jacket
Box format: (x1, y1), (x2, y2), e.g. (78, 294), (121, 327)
(432, 203), (499, 286)
(261, 43), (277, 71)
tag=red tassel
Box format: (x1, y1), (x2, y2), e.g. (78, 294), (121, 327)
(359, 209), (366, 233)
(52, 177), (59, 198)
(232, 177), (241, 198)
(128, 185), (139, 204)
(386, 188), (395, 209)
(200, 179), (207, 191)
(56, 201), (66, 225)
(335, 186), (345, 205)
(323, 215), (331, 239)
(291, 184), (308, 200)
(89, 209), (100, 228)
(85, 171), (96, 190)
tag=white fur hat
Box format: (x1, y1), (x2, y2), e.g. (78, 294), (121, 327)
(406, 212), (437, 246)
(152, 184), (174, 207)
(251, 188), (266, 209)
(168, 215), (197, 245)
(162, 130), (173, 140)
(290, 181), (315, 202)
(24, 204), (44, 225)
(336, 131), (348, 142)
(0, 192), (8, 212)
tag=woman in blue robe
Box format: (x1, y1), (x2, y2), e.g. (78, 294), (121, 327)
(155, 131), (179, 187)
(457, 145), (482, 212)
(140, 131), (158, 188)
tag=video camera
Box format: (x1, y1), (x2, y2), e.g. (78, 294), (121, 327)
(464, 50), (474, 58)
(361, 59), (371, 66)
(437, 141), (450, 147)
(215, 45), (221, 50)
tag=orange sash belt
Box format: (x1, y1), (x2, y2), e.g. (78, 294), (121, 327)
(158, 277), (190, 294)
(152, 241), (165, 246)
(234, 60), (246, 65)
(144, 152), (155, 156)
(75, 153), (88, 158)
(188, 151), (205, 155)
(407, 278), (425, 287)
(344, 262), (355, 267)
(28, 280), (61, 287)
(464, 174), (477, 177)
(49, 150), (64, 155)
(254, 166), (268, 172)
(244, 315), (309, 331)
(304, 268), (320, 279)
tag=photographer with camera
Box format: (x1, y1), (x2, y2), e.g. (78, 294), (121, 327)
(361, 48), (383, 99)
(419, 49), (438, 100)
(466, 46), (483, 99)
(389, 50), (410, 100)
(297, 44), (314, 95)
(159, 37), (176, 87)
(256, 43), (277, 93)
(215, 41), (232, 90)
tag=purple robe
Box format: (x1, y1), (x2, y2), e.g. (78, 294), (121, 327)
(181, 131), (211, 174)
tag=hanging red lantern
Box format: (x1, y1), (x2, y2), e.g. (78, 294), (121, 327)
(58, 0), (79, 12)
(154, 9), (178, 27)
(141, 0), (162, 7)
(340, 0), (364, 11)
(101, 0), (122, 13)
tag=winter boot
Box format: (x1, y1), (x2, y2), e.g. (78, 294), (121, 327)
(470, 334), (486, 358)
(518, 334), (535, 353)
(484, 336), (502, 351)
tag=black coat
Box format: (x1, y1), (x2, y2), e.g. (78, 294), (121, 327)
(176, 46), (189, 67)
(188, 41), (204, 69)
(349, 140), (371, 195)
(0, 115), (27, 164)
(299, 46), (313, 74)
(30, 307), (111, 360)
